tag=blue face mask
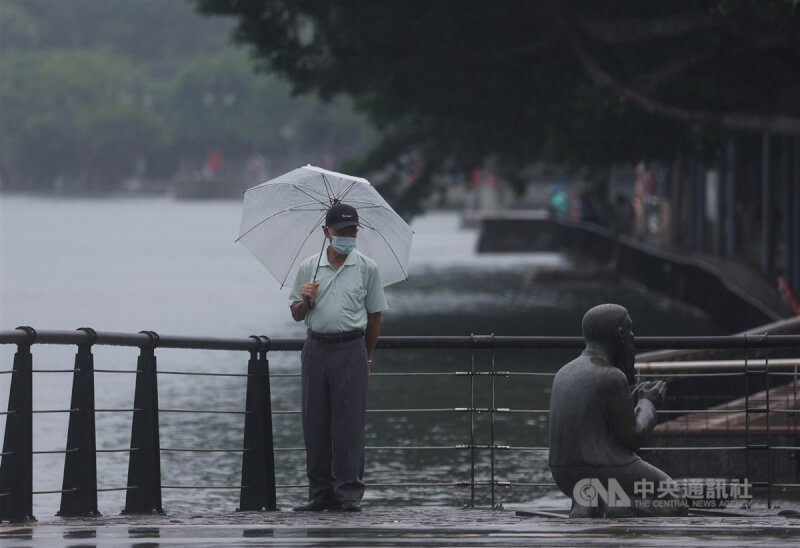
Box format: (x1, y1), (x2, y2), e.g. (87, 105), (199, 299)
(331, 236), (357, 255)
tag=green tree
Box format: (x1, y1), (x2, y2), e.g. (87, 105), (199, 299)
(0, 49), (165, 190)
(0, 0), (376, 192)
(195, 0), (800, 214)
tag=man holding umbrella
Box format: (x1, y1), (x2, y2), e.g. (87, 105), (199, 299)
(288, 202), (388, 513)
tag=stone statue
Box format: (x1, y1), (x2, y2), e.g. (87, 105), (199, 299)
(549, 304), (687, 517)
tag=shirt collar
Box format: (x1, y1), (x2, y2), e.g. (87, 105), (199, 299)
(319, 247), (358, 268)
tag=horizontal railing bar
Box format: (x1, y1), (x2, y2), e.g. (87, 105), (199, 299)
(95, 369), (139, 374)
(2, 329), (800, 352)
(370, 408), (469, 413)
(503, 482), (558, 487)
(0, 411), (13, 416)
(33, 488), (77, 495)
(275, 445), (545, 452)
(655, 408), (800, 414)
(31, 369), (74, 373)
(368, 482), (467, 487)
(97, 487), (136, 492)
(159, 370), (250, 377)
(637, 358), (800, 372)
(159, 409), (248, 415)
(0, 371), (12, 374)
(657, 409), (753, 414)
(371, 372), (474, 377)
(96, 408), (138, 413)
(638, 372), (746, 378)
(367, 446), (469, 450)
(0, 329), (297, 351)
(160, 448), (249, 453)
(161, 485), (244, 490)
(97, 448), (138, 453)
(275, 408), (519, 415)
(33, 449), (79, 455)
(640, 446), (747, 451)
(769, 483), (800, 488)
(503, 409), (549, 414)
(32, 409), (77, 414)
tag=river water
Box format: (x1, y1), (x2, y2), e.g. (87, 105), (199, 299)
(0, 195), (721, 518)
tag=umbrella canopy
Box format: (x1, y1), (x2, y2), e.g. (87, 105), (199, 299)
(237, 165), (413, 288)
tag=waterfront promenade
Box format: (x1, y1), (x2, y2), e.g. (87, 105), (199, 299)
(3, 506), (800, 546)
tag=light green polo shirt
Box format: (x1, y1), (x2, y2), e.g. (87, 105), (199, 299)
(289, 248), (388, 334)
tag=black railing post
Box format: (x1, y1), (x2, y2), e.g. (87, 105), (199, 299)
(489, 335), (496, 510)
(124, 331), (163, 514)
(0, 326), (36, 522)
(58, 328), (100, 517)
(764, 334), (772, 509)
(468, 334), (476, 509)
(238, 336), (276, 511)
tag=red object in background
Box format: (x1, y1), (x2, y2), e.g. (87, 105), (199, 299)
(470, 168), (482, 189)
(206, 150), (223, 174)
(778, 277), (800, 315)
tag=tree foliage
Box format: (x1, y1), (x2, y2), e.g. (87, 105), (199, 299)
(0, 0), (375, 192)
(195, 0), (800, 213)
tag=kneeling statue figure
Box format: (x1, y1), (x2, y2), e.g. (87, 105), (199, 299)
(549, 303), (687, 517)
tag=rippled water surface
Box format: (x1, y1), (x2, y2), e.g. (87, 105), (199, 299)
(0, 196), (722, 518)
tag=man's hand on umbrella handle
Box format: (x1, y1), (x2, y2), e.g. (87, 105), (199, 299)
(302, 282), (319, 310)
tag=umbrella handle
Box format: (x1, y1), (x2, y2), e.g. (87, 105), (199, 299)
(305, 296), (314, 310)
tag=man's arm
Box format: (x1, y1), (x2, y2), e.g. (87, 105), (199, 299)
(291, 300), (308, 321)
(364, 311), (382, 362)
(290, 282), (319, 321)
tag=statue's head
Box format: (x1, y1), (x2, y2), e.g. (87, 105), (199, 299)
(582, 304), (635, 384)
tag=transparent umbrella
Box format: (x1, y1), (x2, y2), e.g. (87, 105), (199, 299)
(236, 165), (413, 288)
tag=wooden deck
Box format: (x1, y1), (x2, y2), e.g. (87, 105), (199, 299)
(655, 379), (800, 436)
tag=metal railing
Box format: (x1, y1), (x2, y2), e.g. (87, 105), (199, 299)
(0, 327), (799, 521)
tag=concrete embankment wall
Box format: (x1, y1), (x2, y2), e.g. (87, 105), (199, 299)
(477, 215), (785, 333)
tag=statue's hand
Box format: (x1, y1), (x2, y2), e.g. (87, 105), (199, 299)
(632, 380), (667, 407)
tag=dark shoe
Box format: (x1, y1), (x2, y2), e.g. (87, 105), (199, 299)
(340, 500), (361, 512)
(292, 497), (340, 511)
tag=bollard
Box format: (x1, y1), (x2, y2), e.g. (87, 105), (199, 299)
(238, 336), (276, 511)
(58, 328), (100, 516)
(124, 331), (163, 514)
(0, 327), (36, 522)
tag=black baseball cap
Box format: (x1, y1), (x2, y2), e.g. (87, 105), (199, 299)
(325, 203), (359, 230)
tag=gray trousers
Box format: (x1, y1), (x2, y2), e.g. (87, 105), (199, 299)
(301, 335), (368, 503)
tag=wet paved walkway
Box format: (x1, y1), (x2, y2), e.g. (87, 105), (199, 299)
(2, 506), (800, 546)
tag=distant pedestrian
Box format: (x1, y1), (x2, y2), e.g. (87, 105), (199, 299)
(549, 185), (569, 217)
(289, 203), (388, 513)
(613, 193), (634, 235)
